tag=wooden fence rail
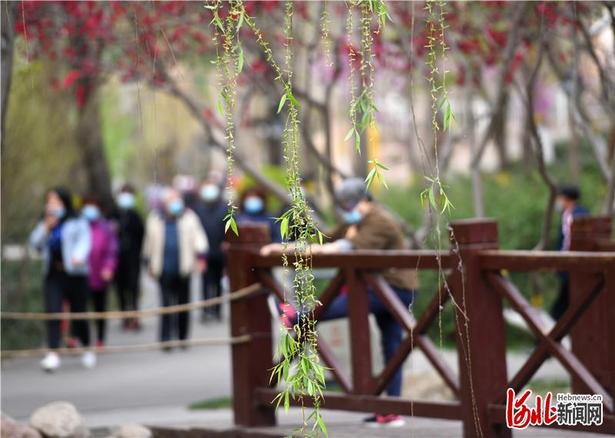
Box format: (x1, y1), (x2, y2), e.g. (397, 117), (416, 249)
(226, 217), (615, 437)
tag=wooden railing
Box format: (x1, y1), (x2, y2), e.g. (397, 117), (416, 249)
(226, 217), (615, 437)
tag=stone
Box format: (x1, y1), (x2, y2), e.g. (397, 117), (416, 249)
(1, 414), (42, 438)
(112, 424), (151, 438)
(29, 402), (89, 438)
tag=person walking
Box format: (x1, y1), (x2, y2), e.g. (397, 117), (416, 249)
(30, 187), (94, 371)
(551, 185), (589, 320)
(113, 184), (144, 330)
(194, 179), (227, 321)
(142, 187), (208, 348)
(82, 196), (118, 348)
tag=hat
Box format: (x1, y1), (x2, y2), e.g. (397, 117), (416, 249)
(558, 185), (580, 201)
(336, 178), (369, 209)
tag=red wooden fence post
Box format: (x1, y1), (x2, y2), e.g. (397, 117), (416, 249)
(450, 219), (511, 438)
(346, 268), (373, 394)
(569, 216), (614, 400)
(226, 223), (276, 427)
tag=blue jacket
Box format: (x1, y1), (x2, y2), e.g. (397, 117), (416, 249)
(30, 217), (92, 276)
(237, 212), (282, 242)
(557, 205), (589, 251)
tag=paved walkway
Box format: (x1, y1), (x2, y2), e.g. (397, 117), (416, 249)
(142, 409), (605, 438)
(0, 273), (593, 437)
(1, 274), (232, 421)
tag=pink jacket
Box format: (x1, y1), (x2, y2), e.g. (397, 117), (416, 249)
(88, 220), (118, 291)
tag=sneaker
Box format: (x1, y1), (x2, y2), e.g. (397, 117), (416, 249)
(40, 352), (60, 372)
(65, 337), (79, 348)
(279, 303), (296, 329)
(364, 414), (405, 428)
(81, 351), (97, 369)
(267, 296), (297, 329)
(129, 318), (141, 331)
(95, 340), (105, 349)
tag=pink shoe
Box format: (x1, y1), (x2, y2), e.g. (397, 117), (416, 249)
(364, 414), (405, 428)
(279, 303), (296, 329)
(66, 337), (79, 348)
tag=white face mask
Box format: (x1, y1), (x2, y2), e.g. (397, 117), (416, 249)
(117, 192), (136, 209)
(200, 184), (221, 202)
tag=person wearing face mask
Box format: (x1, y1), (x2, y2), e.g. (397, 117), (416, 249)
(112, 184), (145, 331)
(81, 196), (118, 347)
(237, 187), (281, 242)
(142, 187), (209, 347)
(261, 178), (417, 427)
(551, 185), (589, 320)
(194, 178), (227, 321)
(30, 187), (94, 371)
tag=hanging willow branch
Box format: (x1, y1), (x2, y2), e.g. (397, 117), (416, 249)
(345, 0), (390, 189)
(239, 2), (328, 436)
(207, 0), (245, 235)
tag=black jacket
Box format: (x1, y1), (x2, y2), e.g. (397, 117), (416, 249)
(194, 200), (227, 262)
(114, 208), (145, 263)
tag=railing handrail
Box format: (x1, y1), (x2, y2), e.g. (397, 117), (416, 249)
(227, 218), (615, 436)
(479, 250), (615, 272)
(250, 249), (453, 269)
(247, 248), (614, 272)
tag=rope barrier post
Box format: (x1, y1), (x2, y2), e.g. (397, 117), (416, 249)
(450, 219), (511, 438)
(569, 216), (614, 400)
(226, 223), (275, 428)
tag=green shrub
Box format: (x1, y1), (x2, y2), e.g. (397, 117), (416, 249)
(1, 260), (46, 350)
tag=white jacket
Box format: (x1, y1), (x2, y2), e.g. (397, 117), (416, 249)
(142, 209), (208, 277)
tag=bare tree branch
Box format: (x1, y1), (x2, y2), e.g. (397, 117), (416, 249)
(544, 42), (613, 181)
(470, 1), (528, 168)
(524, 34), (558, 250)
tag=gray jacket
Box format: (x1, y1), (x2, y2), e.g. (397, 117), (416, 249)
(30, 218), (92, 276)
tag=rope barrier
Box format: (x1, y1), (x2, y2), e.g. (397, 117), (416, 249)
(0, 283), (262, 321)
(0, 335), (252, 359)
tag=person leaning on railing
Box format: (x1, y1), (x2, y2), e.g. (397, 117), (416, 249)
(261, 178), (417, 428)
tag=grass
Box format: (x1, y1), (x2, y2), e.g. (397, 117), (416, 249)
(188, 396), (233, 410)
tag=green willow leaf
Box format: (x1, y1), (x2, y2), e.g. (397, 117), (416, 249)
(277, 93), (287, 114)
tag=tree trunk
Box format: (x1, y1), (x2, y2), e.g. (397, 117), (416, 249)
(1, 2), (17, 147)
(467, 84), (485, 217)
(492, 90), (510, 169)
(76, 80), (114, 211)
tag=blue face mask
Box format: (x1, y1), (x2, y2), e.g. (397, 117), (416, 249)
(200, 184), (221, 202)
(244, 196), (264, 215)
(82, 205), (101, 221)
(167, 199), (185, 216)
(342, 209), (362, 225)
(117, 192), (136, 209)
(50, 206), (66, 219)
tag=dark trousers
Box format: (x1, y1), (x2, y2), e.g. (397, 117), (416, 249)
(91, 288), (107, 342)
(115, 259), (140, 311)
(551, 272), (569, 321)
(319, 286), (415, 397)
(159, 273), (190, 342)
(202, 258), (224, 318)
(45, 271), (90, 349)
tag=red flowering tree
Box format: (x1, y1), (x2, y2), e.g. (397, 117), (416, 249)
(7, 1), (614, 221)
